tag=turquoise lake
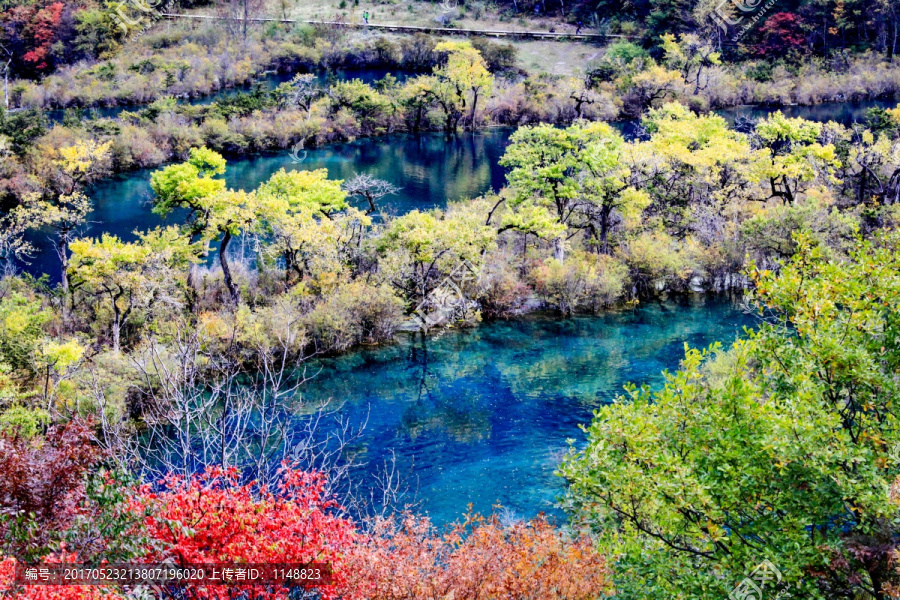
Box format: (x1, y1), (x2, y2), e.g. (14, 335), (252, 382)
(297, 294), (753, 523)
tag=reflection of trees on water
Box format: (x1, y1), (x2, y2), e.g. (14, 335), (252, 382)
(398, 331), (493, 444)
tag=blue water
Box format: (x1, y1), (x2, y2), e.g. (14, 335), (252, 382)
(295, 295), (753, 524)
(20, 70), (824, 523)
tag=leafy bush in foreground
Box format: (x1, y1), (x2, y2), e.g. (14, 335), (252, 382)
(562, 229), (900, 599)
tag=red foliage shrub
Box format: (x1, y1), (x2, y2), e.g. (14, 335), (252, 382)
(0, 420), (102, 559)
(21, 2), (63, 71)
(1, 2), (65, 73)
(0, 450), (611, 600)
(342, 512), (612, 600)
(136, 465), (357, 600)
(754, 13), (807, 57)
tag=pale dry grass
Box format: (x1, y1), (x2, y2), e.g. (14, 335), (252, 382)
(509, 39), (603, 77)
(281, 0), (604, 77)
(287, 0), (572, 31)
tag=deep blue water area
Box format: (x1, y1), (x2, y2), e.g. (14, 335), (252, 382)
(295, 295), (753, 524)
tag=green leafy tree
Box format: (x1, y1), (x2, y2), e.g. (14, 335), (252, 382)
(752, 112), (841, 205)
(328, 79), (394, 135)
(499, 123), (581, 260)
(562, 230), (900, 600)
(68, 227), (196, 351)
(150, 147), (252, 305)
(660, 33), (721, 95)
(499, 122), (649, 256)
(377, 206), (496, 308)
(255, 168), (358, 286)
(422, 42), (494, 132)
(635, 102), (756, 232)
(0, 292), (49, 379)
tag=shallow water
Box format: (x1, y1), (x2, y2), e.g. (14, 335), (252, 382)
(296, 295), (754, 524)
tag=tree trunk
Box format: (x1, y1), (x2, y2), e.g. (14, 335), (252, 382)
(219, 231), (240, 304)
(3, 60), (8, 110)
(867, 552), (891, 600)
(554, 237), (565, 262)
(469, 89), (479, 129)
(600, 205), (611, 254)
(858, 168), (868, 205)
(58, 237), (69, 295)
(242, 0), (249, 41)
(414, 105), (423, 132)
(112, 309), (121, 352)
(890, 16), (897, 64)
(185, 235), (208, 313)
(284, 251), (294, 285)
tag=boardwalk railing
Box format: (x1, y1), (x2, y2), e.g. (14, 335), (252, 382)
(159, 13), (631, 41)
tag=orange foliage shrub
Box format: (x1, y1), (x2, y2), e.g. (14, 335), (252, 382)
(342, 512), (612, 600)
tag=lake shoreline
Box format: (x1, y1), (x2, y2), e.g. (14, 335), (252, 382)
(23, 95), (896, 196)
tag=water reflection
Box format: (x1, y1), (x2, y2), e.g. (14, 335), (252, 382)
(297, 295), (754, 523)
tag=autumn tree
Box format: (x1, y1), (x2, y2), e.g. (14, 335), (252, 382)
(499, 122), (650, 257)
(15, 139), (112, 295)
(345, 511), (611, 600)
(571, 122), (650, 253)
(255, 168), (364, 286)
(397, 77), (433, 132)
(0, 419), (101, 561)
(660, 33), (721, 94)
(376, 205), (496, 309)
(621, 64), (682, 117)
(0, 2), (64, 76)
(150, 147), (253, 305)
(634, 102), (756, 232)
(499, 124), (581, 260)
(0, 291), (49, 403)
(328, 79), (395, 136)
(751, 111), (840, 205)
(755, 12), (807, 56)
(422, 42), (494, 132)
(68, 227), (195, 351)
